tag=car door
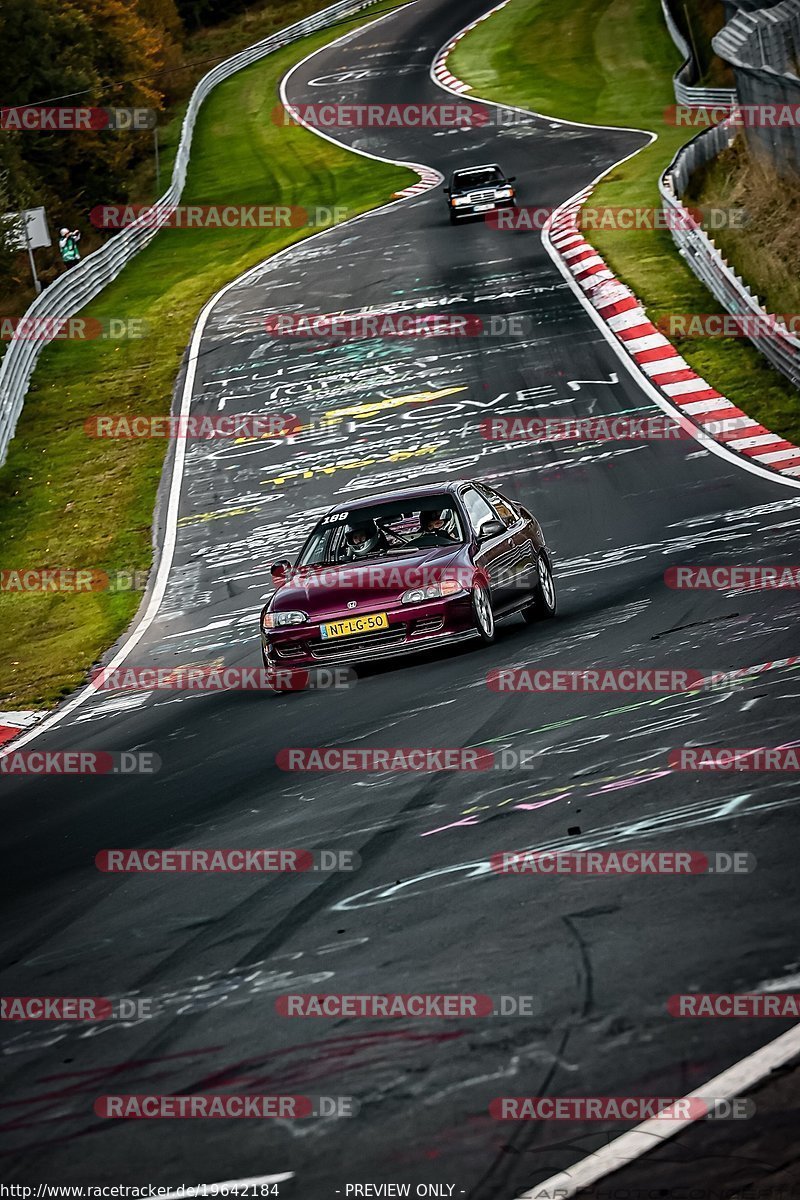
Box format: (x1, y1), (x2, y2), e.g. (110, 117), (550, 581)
(477, 484), (538, 609)
(460, 485), (516, 611)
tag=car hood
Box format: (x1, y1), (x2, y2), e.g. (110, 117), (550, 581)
(270, 545), (468, 617)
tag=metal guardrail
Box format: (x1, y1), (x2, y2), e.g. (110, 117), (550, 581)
(713, 0), (800, 173)
(662, 115), (737, 193)
(660, 0), (737, 109)
(660, 119), (800, 390)
(674, 79), (739, 107)
(715, 0), (800, 75)
(0, 0), (386, 468)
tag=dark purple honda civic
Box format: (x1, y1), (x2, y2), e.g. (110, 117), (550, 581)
(260, 479), (555, 671)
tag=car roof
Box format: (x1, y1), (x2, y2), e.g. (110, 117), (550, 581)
(325, 480), (478, 516)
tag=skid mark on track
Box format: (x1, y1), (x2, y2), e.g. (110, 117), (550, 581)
(333, 789), (792, 910)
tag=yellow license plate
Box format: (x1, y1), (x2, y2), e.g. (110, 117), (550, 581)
(320, 612), (389, 639)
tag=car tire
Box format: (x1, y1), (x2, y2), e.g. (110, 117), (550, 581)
(449, 209), (457, 225)
(522, 553), (557, 622)
(471, 583), (496, 644)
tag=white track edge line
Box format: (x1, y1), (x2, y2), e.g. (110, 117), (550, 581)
(431, 4), (800, 489)
(428, 2), (800, 493)
(428, 10), (654, 135)
(0, 0), (438, 756)
(542, 199), (800, 492)
(423, 7), (800, 1200)
(6, 6), (799, 1198)
(279, 0), (442, 189)
(518, 1022), (800, 1199)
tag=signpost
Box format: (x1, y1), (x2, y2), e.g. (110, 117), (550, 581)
(4, 206), (51, 294)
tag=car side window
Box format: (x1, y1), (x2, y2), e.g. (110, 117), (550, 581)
(479, 486), (518, 528)
(461, 487), (499, 535)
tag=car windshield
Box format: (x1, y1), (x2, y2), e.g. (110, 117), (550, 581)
(452, 168), (503, 190)
(296, 496), (466, 566)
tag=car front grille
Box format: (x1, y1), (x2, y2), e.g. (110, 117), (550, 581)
(273, 643), (306, 658)
(468, 189), (496, 203)
(412, 617), (444, 635)
(308, 626), (408, 659)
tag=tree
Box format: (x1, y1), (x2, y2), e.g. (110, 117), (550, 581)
(0, 136), (32, 296)
(0, 0), (182, 220)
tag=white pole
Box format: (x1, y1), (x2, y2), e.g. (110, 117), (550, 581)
(154, 126), (161, 195)
(21, 211), (42, 295)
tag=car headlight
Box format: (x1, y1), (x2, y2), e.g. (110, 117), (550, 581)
(495, 187), (514, 198)
(262, 610), (308, 630)
(452, 196), (471, 207)
(400, 579), (464, 605)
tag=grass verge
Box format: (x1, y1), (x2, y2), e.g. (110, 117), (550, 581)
(1, 0), (395, 311)
(687, 135), (800, 316)
(0, 1), (414, 710)
(448, 0), (800, 447)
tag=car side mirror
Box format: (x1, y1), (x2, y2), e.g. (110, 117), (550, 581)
(270, 559), (291, 584)
(507, 176), (516, 183)
(443, 186), (450, 193)
(478, 519), (505, 541)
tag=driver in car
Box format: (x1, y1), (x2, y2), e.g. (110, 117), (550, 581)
(343, 518), (389, 560)
(415, 508), (459, 545)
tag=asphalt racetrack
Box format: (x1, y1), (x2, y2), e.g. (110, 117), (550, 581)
(2, 0), (800, 1194)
